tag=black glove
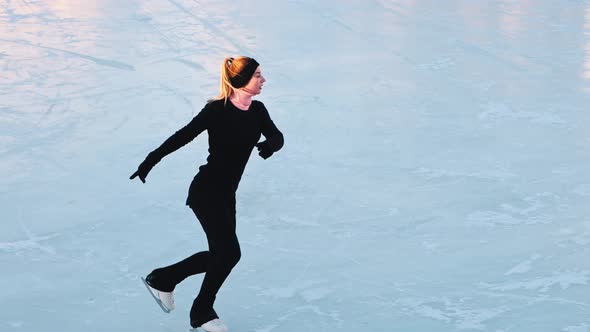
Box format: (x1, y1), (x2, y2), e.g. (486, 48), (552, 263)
(255, 141), (274, 159)
(130, 153), (159, 183)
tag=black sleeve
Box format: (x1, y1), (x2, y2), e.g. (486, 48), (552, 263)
(259, 102), (284, 152)
(147, 104), (213, 163)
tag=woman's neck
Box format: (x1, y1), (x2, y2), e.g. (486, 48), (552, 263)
(230, 89), (254, 110)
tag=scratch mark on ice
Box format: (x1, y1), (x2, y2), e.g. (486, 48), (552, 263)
(0, 39), (135, 71)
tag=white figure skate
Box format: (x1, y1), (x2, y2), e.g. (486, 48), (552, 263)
(141, 276), (175, 313)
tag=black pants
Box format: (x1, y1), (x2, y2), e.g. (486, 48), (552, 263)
(150, 191), (241, 324)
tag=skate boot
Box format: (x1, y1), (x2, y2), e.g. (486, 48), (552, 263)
(141, 269), (175, 313)
(199, 318), (229, 332)
(191, 306), (227, 331)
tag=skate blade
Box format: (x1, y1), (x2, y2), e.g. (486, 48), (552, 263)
(141, 276), (171, 314)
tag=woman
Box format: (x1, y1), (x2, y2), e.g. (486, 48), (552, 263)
(130, 56), (284, 332)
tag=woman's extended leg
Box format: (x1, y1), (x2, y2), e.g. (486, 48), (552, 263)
(146, 251), (210, 292)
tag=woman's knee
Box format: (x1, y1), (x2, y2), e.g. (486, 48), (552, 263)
(226, 244), (241, 268)
(210, 243), (240, 269)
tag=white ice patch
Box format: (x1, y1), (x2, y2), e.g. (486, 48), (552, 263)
(467, 192), (559, 227)
(0, 135), (16, 153)
(573, 184), (590, 196)
(482, 270), (590, 292)
(9, 321), (23, 328)
(253, 324), (280, 332)
(397, 298), (508, 330)
(412, 167), (516, 181)
(477, 101), (566, 125)
(563, 323), (590, 332)
(261, 280), (320, 300)
(300, 287), (335, 302)
(467, 210), (546, 227)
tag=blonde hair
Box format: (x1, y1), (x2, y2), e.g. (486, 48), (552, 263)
(208, 56), (253, 103)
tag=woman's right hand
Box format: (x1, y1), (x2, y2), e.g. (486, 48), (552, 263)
(130, 165), (151, 183)
(130, 154), (158, 183)
(130, 169), (147, 183)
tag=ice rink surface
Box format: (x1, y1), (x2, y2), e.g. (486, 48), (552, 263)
(1, 0), (590, 331)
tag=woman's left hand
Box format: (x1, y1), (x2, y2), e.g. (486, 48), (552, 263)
(255, 141), (273, 159)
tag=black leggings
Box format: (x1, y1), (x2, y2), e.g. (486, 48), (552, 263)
(152, 193), (241, 317)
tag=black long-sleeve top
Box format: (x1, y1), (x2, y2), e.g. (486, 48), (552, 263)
(146, 99), (284, 203)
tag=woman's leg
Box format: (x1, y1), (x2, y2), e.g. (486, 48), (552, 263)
(144, 193), (227, 292)
(189, 197), (240, 327)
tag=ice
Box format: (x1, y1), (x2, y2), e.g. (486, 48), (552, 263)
(1, 0), (590, 331)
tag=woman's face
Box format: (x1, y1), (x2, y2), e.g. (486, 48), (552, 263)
(242, 67), (265, 95)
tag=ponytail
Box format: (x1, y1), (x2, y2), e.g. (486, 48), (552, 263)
(208, 57), (234, 104)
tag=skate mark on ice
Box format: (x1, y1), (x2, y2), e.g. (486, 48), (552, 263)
(474, 289), (590, 308)
(290, 0), (355, 32)
(33, 102), (57, 127)
(374, 0), (412, 20)
(138, 6), (179, 52)
(504, 254), (542, 276)
(299, 286), (335, 302)
(104, 115), (128, 133)
(481, 270), (590, 292)
(174, 58), (205, 71)
(0, 38), (135, 71)
(416, 56), (456, 71)
(0, 225), (58, 255)
(166, 0), (251, 54)
(453, 40), (525, 72)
